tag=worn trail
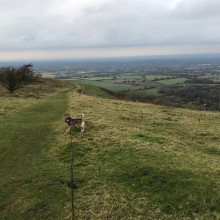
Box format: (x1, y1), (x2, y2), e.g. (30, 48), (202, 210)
(0, 89), (73, 219)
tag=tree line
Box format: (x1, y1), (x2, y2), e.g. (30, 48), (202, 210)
(113, 84), (220, 111)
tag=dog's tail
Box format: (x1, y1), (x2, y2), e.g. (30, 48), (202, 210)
(81, 113), (84, 119)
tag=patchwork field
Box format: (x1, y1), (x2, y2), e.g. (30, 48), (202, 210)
(0, 80), (219, 219)
(157, 78), (187, 85)
(39, 70), (193, 101)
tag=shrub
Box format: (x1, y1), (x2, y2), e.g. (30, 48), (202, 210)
(0, 64), (39, 93)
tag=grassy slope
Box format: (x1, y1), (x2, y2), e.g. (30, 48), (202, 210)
(60, 86), (220, 219)
(0, 81), (220, 219)
(77, 82), (113, 99)
(74, 79), (142, 92)
(0, 78), (67, 118)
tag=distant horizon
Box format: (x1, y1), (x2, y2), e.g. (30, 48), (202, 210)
(1, 43), (220, 63)
(0, 52), (220, 64)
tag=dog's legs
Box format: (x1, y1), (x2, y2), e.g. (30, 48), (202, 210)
(66, 125), (70, 133)
(65, 124), (69, 133)
(80, 121), (85, 133)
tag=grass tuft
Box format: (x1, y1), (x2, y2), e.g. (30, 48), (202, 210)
(134, 133), (163, 143)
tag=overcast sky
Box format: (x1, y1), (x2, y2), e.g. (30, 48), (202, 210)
(0, 0), (220, 60)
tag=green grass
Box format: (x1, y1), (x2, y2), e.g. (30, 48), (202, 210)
(74, 79), (142, 92)
(134, 133), (163, 143)
(157, 78), (187, 85)
(78, 82), (162, 98)
(62, 90), (220, 219)
(77, 82), (113, 98)
(0, 78), (68, 119)
(1, 81), (220, 219)
(146, 88), (161, 96)
(0, 87), (75, 219)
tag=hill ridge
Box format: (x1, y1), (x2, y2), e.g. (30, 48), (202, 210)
(0, 81), (219, 219)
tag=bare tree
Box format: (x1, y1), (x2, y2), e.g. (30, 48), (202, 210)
(0, 64), (39, 93)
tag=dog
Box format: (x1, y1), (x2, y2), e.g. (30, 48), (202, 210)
(64, 113), (85, 133)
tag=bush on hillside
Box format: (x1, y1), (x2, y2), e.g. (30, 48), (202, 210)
(0, 64), (39, 93)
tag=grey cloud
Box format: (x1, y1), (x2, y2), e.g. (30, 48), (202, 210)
(0, 0), (220, 51)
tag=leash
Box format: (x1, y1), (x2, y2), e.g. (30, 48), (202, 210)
(69, 132), (75, 220)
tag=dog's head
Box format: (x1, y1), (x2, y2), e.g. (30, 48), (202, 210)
(64, 113), (70, 119)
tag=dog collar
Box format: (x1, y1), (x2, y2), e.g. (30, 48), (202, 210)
(65, 117), (72, 123)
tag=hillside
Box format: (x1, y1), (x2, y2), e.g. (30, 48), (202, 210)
(0, 80), (219, 219)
